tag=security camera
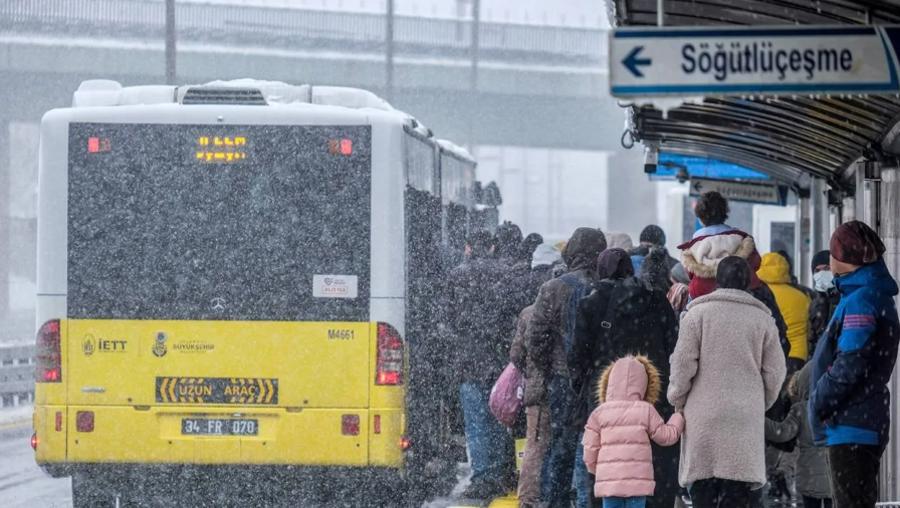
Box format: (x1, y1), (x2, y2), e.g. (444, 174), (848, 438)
(676, 167), (690, 184)
(643, 146), (658, 174)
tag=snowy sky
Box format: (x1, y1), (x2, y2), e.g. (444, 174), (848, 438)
(183, 0), (610, 27)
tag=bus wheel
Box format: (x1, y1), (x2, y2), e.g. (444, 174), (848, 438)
(71, 472), (119, 508)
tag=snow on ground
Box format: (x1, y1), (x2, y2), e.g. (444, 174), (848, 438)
(0, 405), (31, 428)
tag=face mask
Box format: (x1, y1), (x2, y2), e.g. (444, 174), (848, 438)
(813, 270), (835, 292)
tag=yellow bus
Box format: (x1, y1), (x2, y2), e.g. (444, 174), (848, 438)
(33, 79), (480, 506)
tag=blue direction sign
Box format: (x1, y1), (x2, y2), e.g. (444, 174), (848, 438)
(610, 25), (900, 98)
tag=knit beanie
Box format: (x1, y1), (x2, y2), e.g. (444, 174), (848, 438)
(811, 250), (831, 275)
(830, 221), (885, 266)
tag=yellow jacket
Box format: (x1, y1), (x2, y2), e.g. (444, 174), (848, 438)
(757, 252), (811, 360)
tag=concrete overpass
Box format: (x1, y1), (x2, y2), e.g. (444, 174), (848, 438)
(0, 0), (620, 151)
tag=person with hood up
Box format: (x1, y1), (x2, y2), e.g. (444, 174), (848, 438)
(630, 225), (679, 275)
(582, 356), (684, 508)
(668, 256), (786, 508)
(526, 227), (607, 507)
(809, 221), (899, 508)
(495, 222), (538, 331)
(757, 252), (812, 372)
(639, 247), (673, 295)
(570, 248), (679, 508)
(807, 250), (840, 353)
(763, 363), (832, 508)
(446, 230), (516, 499)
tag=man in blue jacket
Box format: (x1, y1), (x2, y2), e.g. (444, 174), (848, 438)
(810, 221), (900, 508)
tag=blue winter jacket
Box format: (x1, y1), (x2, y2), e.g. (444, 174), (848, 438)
(809, 259), (900, 447)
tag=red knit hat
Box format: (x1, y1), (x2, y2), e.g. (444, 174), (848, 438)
(830, 221), (885, 266)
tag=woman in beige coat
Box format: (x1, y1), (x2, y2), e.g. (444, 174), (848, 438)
(667, 256), (786, 508)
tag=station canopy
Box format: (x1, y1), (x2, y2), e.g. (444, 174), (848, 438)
(608, 0), (900, 191)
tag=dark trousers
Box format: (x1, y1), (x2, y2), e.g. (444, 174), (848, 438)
(540, 375), (579, 508)
(828, 444), (881, 508)
(803, 496), (833, 508)
(689, 478), (752, 508)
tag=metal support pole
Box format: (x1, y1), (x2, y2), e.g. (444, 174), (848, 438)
(797, 190), (812, 287)
(385, 0), (394, 102)
(470, 0), (480, 92)
(657, 0), (665, 26)
(810, 178), (825, 255)
(878, 166), (900, 502)
(466, 0), (480, 149)
(0, 121), (7, 319)
(165, 0), (176, 85)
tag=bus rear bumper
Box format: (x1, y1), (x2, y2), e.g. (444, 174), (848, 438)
(34, 405), (405, 471)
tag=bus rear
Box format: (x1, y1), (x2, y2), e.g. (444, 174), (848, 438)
(33, 116), (407, 501)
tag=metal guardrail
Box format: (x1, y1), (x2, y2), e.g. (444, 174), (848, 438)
(0, 345), (34, 408)
(0, 0), (606, 66)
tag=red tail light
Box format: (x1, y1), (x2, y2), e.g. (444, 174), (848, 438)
(76, 411), (94, 432)
(375, 323), (403, 386)
(35, 320), (61, 383)
(341, 414), (360, 436)
(55, 411), (63, 432)
(373, 414), (381, 434)
(399, 435), (411, 451)
(30, 433), (38, 450)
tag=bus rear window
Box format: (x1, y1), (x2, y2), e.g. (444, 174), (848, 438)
(67, 123), (371, 322)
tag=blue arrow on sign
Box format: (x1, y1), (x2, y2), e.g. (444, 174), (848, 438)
(622, 46), (652, 78)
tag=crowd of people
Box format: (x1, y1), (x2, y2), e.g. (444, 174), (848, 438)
(444, 190), (900, 508)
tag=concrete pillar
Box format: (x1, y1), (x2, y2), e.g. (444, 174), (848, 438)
(841, 195), (856, 223)
(0, 121), (8, 318)
(879, 166), (900, 502)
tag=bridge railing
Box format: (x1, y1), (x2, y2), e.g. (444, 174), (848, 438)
(1, 0), (606, 66)
(0, 345), (34, 408)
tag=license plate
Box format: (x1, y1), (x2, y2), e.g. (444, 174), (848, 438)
(181, 418), (258, 436)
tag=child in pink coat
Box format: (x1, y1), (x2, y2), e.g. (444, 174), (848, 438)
(582, 355), (684, 508)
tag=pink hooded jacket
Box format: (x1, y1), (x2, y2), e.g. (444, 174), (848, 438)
(582, 356), (684, 498)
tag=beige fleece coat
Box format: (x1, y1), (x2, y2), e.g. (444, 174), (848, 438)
(667, 288), (786, 489)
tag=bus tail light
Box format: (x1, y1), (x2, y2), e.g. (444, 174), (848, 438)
(375, 323), (403, 386)
(400, 435), (411, 451)
(342, 414), (360, 436)
(76, 411), (94, 432)
(55, 411), (63, 432)
(31, 433), (38, 450)
(35, 320), (61, 383)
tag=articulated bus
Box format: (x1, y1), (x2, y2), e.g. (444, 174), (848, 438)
(33, 79), (483, 506)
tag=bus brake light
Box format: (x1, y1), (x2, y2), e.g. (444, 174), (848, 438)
(35, 320), (61, 383)
(375, 322), (403, 386)
(31, 433), (38, 450)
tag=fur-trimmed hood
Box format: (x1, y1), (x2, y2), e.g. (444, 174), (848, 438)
(679, 231), (756, 279)
(598, 355), (661, 405)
